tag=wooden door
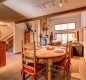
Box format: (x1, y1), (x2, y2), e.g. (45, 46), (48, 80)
(0, 41), (6, 68)
(25, 32), (30, 44)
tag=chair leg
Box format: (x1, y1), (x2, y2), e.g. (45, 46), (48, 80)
(63, 67), (66, 80)
(45, 65), (48, 80)
(30, 75), (35, 80)
(23, 71), (25, 80)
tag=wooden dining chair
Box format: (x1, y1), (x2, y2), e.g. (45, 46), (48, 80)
(21, 31), (46, 80)
(52, 41), (72, 79)
(21, 41), (46, 80)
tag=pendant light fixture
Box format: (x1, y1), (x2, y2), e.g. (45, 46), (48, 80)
(38, 0), (68, 10)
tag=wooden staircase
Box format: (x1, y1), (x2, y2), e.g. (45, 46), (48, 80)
(1, 33), (13, 52)
(6, 36), (13, 52)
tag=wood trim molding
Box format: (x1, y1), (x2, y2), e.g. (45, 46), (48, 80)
(0, 0), (6, 2)
(15, 6), (86, 23)
(1, 32), (13, 41)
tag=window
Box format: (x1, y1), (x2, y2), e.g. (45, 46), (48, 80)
(62, 34), (67, 43)
(54, 22), (76, 43)
(55, 33), (75, 44)
(56, 34), (61, 41)
(68, 23), (75, 29)
(68, 33), (75, 41)
(55, 22), (75, 30)
(55, 25), (61, 30)
(61, 24), (67, 30)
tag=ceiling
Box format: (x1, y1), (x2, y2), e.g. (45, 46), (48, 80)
(0, 3), (26, 22)
(0, 0), (86, 22)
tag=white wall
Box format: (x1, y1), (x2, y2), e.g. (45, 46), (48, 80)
(49, 14), (82, 42)
(14, 20), (40, 53)
(33, 20), (40, 42)
(81, 11), (86, 61)
(13, 23), (26, 53)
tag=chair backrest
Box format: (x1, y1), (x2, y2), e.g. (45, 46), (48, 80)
(22, 32), (37, 75)
(22, 41), (36, 75)
(66, 41), (72, 54)
(66, 41), (72, 60)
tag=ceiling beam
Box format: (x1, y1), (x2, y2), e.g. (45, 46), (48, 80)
(15, 6), (86, 23)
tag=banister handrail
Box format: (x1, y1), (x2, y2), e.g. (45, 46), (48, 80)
(7, 36), (13, 41)
(1, 32), (13, 41)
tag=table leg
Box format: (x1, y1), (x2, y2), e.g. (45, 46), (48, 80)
(47, 59), (52, 80)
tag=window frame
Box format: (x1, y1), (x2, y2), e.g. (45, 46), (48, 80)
(54, 22), (76, 31)
(54, 32), (76, 43)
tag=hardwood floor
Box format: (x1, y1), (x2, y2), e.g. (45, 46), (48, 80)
(0, 52), (86, 80)
(71, 57), (86, 80)
(0, 52), (22, 80)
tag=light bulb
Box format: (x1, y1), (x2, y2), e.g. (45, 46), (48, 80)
(59, 0), (63, 7)
(59, 3), (62, 7)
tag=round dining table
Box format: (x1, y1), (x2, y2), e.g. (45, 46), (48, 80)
(36, 47), (66, 80)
